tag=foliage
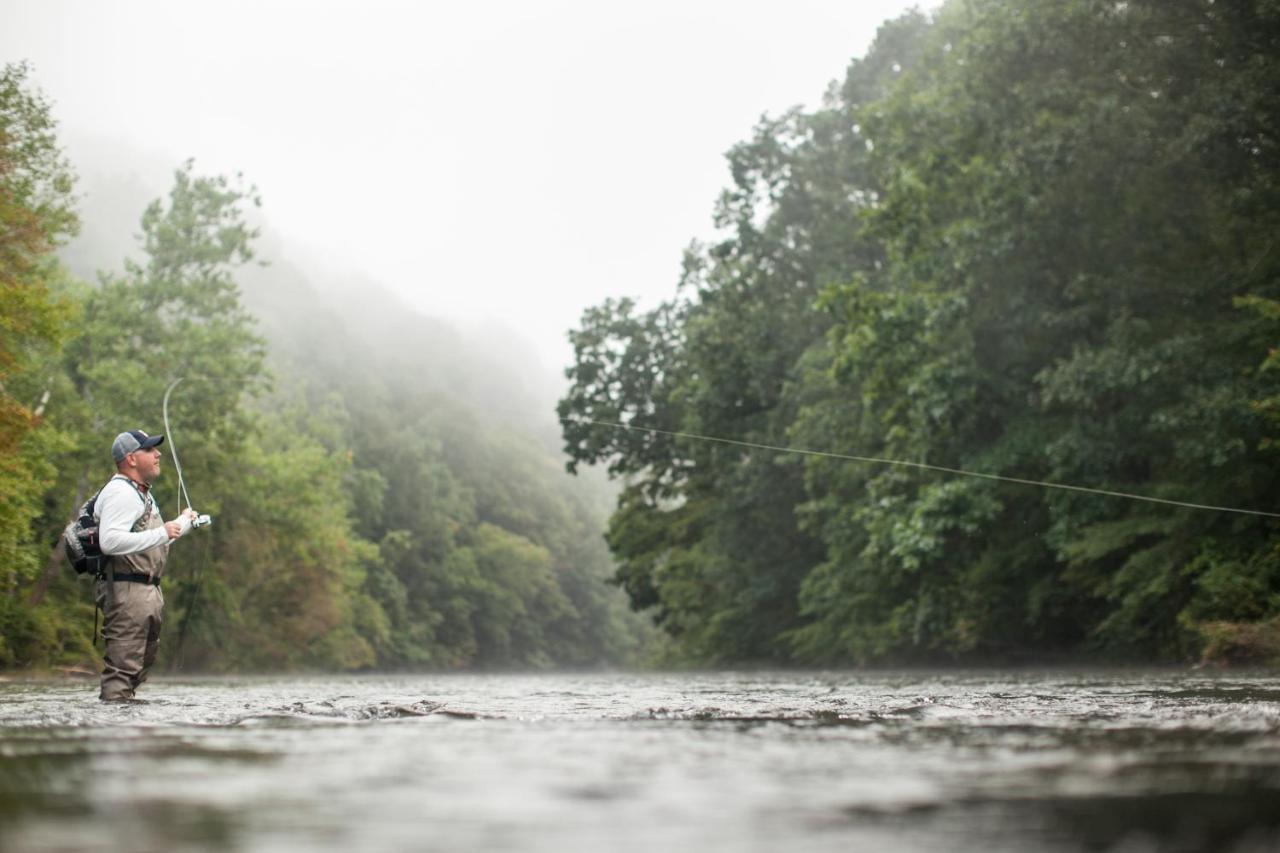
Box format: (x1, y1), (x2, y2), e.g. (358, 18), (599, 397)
(1198, 616), (1280, 667)
(275, 313), (649, 670)
(0, 62), (77, 598)
(560, 1), (1280, 664)
(171, 402), (381, 671)
(2, 70), (648, 670)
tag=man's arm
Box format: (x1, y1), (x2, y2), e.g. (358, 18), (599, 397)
(96, 479), (171, 556)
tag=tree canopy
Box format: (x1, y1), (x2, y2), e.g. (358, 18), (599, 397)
(559, 0), (1280, 665)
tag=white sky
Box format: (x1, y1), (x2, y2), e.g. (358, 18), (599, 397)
(4, 0), (934, 374)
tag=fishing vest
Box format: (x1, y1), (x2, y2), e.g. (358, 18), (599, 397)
(106, 476), (170, 581)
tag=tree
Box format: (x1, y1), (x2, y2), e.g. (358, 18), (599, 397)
(0, 62), (77, 590)
(558, 12), (933, 662)
(561, 0), (1280, 665)
(0, 62), (79, 667)
(799, 0), (1280, 661)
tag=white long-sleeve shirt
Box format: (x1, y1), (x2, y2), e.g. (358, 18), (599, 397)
(95, 475), (186, 555)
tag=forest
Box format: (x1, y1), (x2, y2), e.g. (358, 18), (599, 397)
(4, 0), (1279, 672)
(558, 0), (1280, 665)
(0, 63), (650, 672)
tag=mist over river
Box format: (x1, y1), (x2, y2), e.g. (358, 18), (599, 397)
(2, 671), (1279, 852)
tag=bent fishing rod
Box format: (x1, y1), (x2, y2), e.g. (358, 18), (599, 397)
(162, 378), (212, 528)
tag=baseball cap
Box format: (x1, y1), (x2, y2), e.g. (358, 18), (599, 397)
(111, 429), (165, 463)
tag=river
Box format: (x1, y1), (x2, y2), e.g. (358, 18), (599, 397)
(1, 670), (1278, 852)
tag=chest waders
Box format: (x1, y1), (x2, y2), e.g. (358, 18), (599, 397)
(95, 478), (169, 701)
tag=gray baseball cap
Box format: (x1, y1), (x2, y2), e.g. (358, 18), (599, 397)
(112, 429), (164, 463)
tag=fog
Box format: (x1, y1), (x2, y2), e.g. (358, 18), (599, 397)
(6, 11), (1280, 847)
(3, 0), (934, 376)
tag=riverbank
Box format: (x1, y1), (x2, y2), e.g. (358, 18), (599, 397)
(1199, 618), (1280, 667)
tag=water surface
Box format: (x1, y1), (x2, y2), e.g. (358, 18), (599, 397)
(2, 671), (1278, 852)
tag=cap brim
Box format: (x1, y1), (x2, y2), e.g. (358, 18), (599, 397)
(139, 434), (165, 449)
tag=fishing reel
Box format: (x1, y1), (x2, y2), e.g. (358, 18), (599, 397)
(192, 513), (212, 528)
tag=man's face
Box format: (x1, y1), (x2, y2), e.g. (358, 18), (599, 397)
(128, 446), (163, 484)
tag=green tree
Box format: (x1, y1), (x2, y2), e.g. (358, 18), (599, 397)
(25, 163), (273, 667)
(799, 0), (1280, 661)
(0, 62), (79, 666)
(558, 12), (932, 662)
(19, 162), (386, 672)
(562, 0), (1280, 665)
(0, 63), (76, 587)
(176, 401), (381, 671)
(250, 268), (650, 669)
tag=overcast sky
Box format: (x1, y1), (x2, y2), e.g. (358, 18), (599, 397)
(5, 0), (934, 373)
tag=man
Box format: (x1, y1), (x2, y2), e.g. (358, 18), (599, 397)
(95, 429), (197, 701)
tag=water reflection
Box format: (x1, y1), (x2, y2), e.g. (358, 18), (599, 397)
(0, 729), (260, 850)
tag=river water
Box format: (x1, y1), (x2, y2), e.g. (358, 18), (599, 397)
(1, 670), (1278, 852)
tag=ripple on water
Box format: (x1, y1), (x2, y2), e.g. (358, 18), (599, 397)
(0, 670), (1278, 852)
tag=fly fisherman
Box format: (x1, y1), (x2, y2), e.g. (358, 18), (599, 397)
(95, 429), (198, 702)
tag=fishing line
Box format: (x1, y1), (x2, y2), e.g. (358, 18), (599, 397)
(571, 418), (1280, 519)
(162, 378), (196, 516)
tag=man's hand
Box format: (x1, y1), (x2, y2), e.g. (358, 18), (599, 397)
(164, 509), (199, 540)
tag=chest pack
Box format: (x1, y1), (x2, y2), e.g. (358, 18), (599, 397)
(61, 478), (154, 577)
